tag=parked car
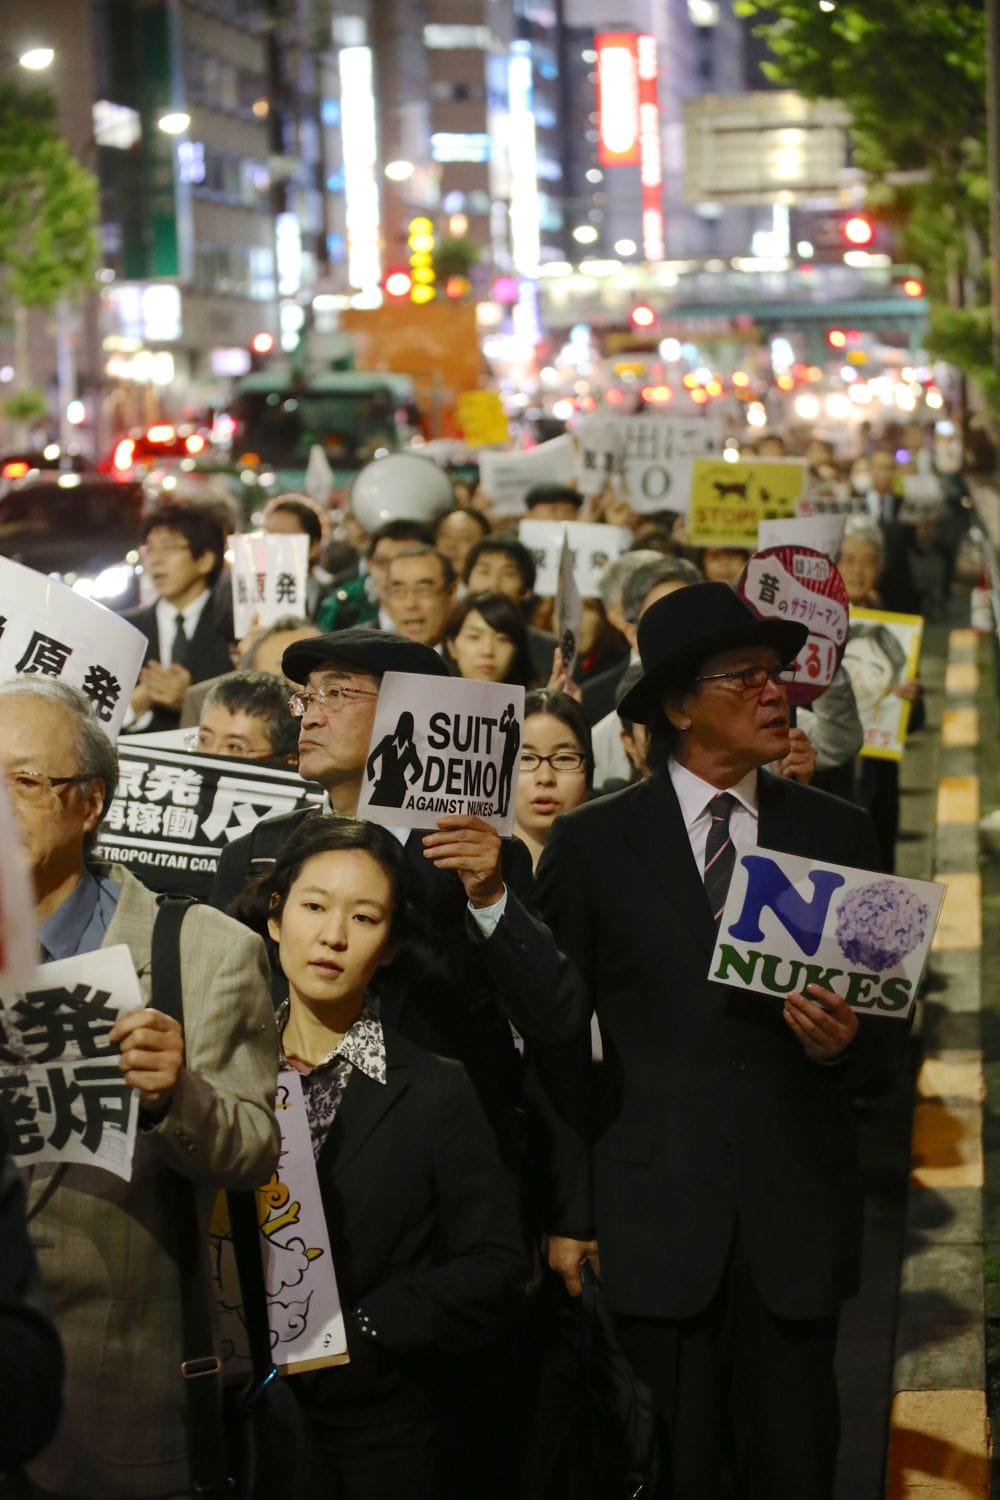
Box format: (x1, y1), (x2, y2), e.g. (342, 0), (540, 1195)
(0, 473), (144, 610)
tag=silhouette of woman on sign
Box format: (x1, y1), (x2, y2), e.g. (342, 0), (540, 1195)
(366, 711), (423, 807)
(496, 702), (520, 819)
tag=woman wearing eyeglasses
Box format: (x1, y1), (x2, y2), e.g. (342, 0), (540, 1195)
(513, 689), (594, 870)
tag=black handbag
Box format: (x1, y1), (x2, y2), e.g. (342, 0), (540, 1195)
(152, 897), (324, 1498)
(521, 1264), (660, 1500)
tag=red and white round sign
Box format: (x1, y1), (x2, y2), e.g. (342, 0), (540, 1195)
(737, 545), (849, 708)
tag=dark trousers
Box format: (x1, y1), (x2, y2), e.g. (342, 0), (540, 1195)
(616, 1242), (840, 1500)
(307, 1412), (436, 1500)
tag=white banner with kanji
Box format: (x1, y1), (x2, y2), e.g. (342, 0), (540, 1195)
(0, 945), (144, 1179)
(229, 532), (310, 638)
(0, 556), (146, 737)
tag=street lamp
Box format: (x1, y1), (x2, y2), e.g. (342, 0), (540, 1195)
(384, 160), (415, 182)
(18, 47), (54, 70)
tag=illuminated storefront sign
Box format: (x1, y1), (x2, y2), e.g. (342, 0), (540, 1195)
(338, 46), (382, 293)
(508, 48), (541, 277)
(596, 33), (640, 167)
(637, 34), (665, 261)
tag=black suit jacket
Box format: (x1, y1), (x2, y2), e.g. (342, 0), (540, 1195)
(211, 807), (586, 1156)
(123, 598), (234, 732)
(533, 769), (895, 1323)
(580, 659), (630, 726)
(296, 1027), (525, 1417)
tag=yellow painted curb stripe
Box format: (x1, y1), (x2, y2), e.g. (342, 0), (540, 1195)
(941, 707), (980, 748)
(885, 1389), (991, 1498)
(935, 776), (980, 825)
(948, 628), (980, 659)
(916, 1053), (985, 1103)
(945, 661), (980, 696)
(931, 872), (982, 951)
(909, 1099), (983, 1188)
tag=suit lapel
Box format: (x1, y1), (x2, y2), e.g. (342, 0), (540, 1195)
(624, 775), (717, 958)
(322, 1054), (409, 1179)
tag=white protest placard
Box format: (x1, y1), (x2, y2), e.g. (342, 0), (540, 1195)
(554, 532), (583, 678)
(211, 1070), (348, 1376)
(305, 443), (335, 504)
(0, 556), (146, 737)
(94, 741), (325, 898)
(229, 532), (310, 638)
(518, 519), (631, 598)
(614, 416), (721, 515)
(709, 847), (944, 1018)
(575, 416), (623, 497)
(358, 672), (524, 835)
(758, 513), (846, 562)
(478, 435), (576, 517)
(0, 945), (144, 1177)
(845, 607), (924, 761)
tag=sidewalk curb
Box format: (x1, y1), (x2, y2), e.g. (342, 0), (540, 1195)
(885, 629), (992, 1498)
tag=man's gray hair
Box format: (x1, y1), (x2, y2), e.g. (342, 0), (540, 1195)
(622, 557), (704, 625)
(0, 678), (119, 848)
(597, 549), (664, 612)
(842, 515), (884, 566)
(239, 615), (317, 671)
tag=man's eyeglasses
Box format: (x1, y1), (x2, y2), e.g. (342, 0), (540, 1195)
(183, 732), (273, 759)
(694, 665), (797, 692)
(386, 581), (445, 601)
(519, 751), (587, 773)
(6, 770), (91, 805)
(287, 685), (379, 718)
(140, 541), (191, 558)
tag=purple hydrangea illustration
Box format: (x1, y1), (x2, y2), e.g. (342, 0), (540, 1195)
(834, 880), (930, 971)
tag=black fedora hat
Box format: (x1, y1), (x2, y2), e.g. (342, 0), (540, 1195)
(618, 582), (808, 726)
(282, 627), (452, 685)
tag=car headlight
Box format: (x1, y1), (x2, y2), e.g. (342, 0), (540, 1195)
(71, 564), (135, 602)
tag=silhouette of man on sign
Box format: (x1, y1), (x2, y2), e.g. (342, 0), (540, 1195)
(497, 702), (520, 819)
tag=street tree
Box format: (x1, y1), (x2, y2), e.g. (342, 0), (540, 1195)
(0, 79), (99, 436)
(736, 0), (994, 419)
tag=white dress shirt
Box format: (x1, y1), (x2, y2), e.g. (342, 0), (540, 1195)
(668, 757), (759, 875)
(154, 589), (212, 667)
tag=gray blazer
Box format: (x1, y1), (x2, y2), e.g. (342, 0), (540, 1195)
(26, 866), (280, 1499)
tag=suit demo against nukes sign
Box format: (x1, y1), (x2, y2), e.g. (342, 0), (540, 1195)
(533, 582), (903, 1499)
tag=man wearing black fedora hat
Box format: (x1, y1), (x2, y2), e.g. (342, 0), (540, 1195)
(534, 582), (890, 1499)
(211, 627), (586, 1143)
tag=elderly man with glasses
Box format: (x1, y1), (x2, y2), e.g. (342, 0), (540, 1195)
(533, 582), (900, 1500)
(0, 678), (278, 1500)
(210, 629), (586, 1149)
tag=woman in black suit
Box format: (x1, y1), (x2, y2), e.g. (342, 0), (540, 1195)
(244, 813), (526, 1499)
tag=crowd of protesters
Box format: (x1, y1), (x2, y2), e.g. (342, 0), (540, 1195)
(0, 415), (978, 1499)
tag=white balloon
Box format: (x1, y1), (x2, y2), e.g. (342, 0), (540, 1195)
(350, 453), (454, 531)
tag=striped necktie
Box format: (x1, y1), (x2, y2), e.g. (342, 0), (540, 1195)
(703, 792), (738, 924)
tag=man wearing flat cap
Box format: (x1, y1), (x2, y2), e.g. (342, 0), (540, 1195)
(534, 582), (889, 1499)
(211, 627), (585, 1153)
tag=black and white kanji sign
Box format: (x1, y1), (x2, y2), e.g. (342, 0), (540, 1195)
(0, 557), (146, 737)
(0, 945), (143, 1180)
(518, 519), (631, 598)
(94, 740), (325, 897)
(230, 532), (309, 638)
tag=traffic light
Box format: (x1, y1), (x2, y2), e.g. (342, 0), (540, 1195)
(826, 329), (847, 349)
(843, 215), (874, 247)
(901, 277), (925, 298)
(249, 331), (275, 370)
(407, 217), (436, 304)
(629, 304), (656, 330)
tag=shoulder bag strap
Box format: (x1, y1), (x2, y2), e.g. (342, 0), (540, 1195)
(152, 896), (234, 1497)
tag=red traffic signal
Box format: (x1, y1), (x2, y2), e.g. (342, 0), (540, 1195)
(250, 331), (275, 355)
(843, 215), (874, 247)
(902, 277), (925, 298)
(629, 303), (656, 330)
(826, 329), (848, 349)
